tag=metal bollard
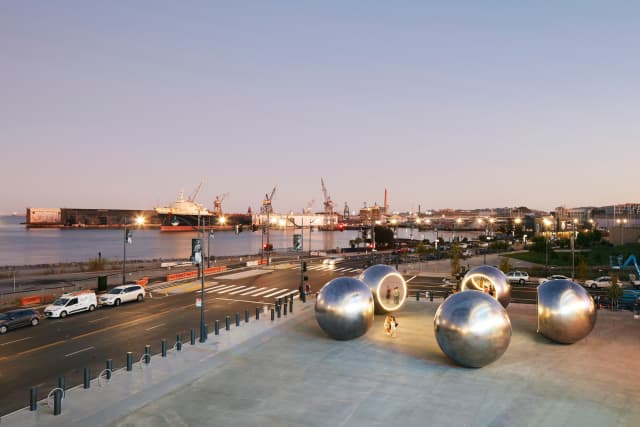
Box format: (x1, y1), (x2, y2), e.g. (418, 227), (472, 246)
(245, 309), (249, 323)
(53, 388), (62, 416)
(416, 290), (420, 301)
(277, 304), (281, 318)
(161, 339), (167, 357)
(283, 300), (288, 316)
(215, 319), (220, 335)
(289, 297), (293, 313)
(176, 335), (182, 351)
(190, 328), (196, 345)
(225, 315), (230, 331)
(144, 345), (151, 364)
(106, 359), (113, 379)
(126, 352), (133, 371)
(83, 367), (91, 389)
(235, 312), (240, 327)
(271, 307), (275, 321)
(429, 291), (434, 302)
(256, 306), (260, 320)
(58, 375), (65, 393)
(30, 387), (37, 411)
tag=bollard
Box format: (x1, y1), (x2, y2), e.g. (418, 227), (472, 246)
(416, 290), (420, 301)
(190, 328), (196, 345)
(256, 306), (260, 320)
(215, 319), (220, 335)
(245, 309), (249, 323)
(83, 367), (90, 389)
(53, 388), (62, 416)
(283, 299), (288, 316)
(161, 339), (167, 357)
(225, 315), (231, 331)
(271, 307), (275, 321)
(289, 296), (293, 313)
(30, 387), (37, 411)
(235, 312), (240, 327)
(429, 291), (433, 302)
(176, 335), (182, 351)
(202, 324), (208, 342)
(106, 359), (113, 380)
(277, 304), (281, 318)
(144, 345), (151, 364)
(126, 352), (133, 371)
(58, 375), (65, 394)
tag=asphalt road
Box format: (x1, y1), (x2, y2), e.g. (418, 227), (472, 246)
(0, 258), (367, 416)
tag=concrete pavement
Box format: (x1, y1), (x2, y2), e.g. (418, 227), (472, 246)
(3, 296), (640, 426)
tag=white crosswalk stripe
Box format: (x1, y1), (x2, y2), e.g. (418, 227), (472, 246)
(262, 288), (293, 298)
(203, 284), (236, 294)
(245, 287), (278, 297)
(229, 286), (255, 295)
(217, 285), (248, 294)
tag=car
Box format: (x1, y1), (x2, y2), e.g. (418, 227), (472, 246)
(0, 309), (41, 334)
(99, 284), (145, 306)
(322, 256), (344, 266)
(538, 275), (571, 285)
(44, 291), (97, 318)
(506, 271), (529, 285)
(619, 289), (640, 309)
(584, 276), (615, 289)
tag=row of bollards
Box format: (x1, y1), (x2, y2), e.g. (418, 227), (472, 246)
(30, 297), (296, 416)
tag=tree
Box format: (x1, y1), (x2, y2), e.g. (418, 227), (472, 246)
(577, 256), (589, 282)
(374, 226), (394, 248)
(415, 241), (426, 256)
(499, 257), (512, 273)
(608, 275), (623, 311)
(450, 242), (462, 277)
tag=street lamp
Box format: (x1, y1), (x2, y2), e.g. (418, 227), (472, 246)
(123, 215), (145, 286)
(616, 218), (628, 245)
(543, 218), (552, 276)
(571, 218), (578, 279)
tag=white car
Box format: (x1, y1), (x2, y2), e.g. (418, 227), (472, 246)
(584, 276), (615, 289)
(538, 275), (571, 285)
(506, 271), (529, 285)
(44, 291), (97, 318)
(99, 284), (145, 306)
(322, 256), (344, 266)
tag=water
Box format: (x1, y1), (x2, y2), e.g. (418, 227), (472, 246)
(0, 216), (484, 267)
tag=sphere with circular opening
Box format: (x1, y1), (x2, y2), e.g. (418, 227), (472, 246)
(358, 264), (407, 313)
(460, 265), (512, 308)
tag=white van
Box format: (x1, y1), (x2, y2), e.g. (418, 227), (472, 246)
(44, 291), (97, 318)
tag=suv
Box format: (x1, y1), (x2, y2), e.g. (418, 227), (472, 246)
(506, 271), (529, 285)
(0, 309), (41, 334)
(99, 284), (145, 306)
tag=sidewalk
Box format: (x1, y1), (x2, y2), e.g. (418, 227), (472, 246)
(4, 299), (640, 426)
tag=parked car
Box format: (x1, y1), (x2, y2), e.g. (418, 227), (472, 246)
(584, 276), (615, 289)
(44, 291), (97, 318)
(619, 288), (640, 309)
(0, 308), (41, 334)
(538, 274), (571, 285)
(322, 256), (344, 266)
(506, 271), (529, 285)
(99, 284), (145, 306)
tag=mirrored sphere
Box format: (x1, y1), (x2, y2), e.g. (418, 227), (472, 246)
(315, 277), (375, 340)
(434, 291), (512, 368)
(358, 264), (407, 313)
(537, 279), (596, 344)
(460, 265), (512, 308)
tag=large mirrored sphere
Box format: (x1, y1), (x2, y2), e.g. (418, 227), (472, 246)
(434, 291), (512, 368)
(460, 265), (512, 308)
(315, 277), (375, 340)
(358, 264), (407, 313)
(537, 279), (596, 344)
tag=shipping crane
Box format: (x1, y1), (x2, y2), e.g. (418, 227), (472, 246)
(213, 192), (230, 216)
(262, 187), (276, 215)
(303, 199), (315, 214)
(321, 178), (334, 215)
(188, 180), (205, 203)
(260, 187), (276, 265)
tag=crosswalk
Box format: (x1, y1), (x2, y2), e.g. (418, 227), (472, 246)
(291, 265), (362, 273)
(195, 284), (299, 300)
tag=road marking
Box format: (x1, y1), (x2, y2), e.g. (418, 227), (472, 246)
(230, 286), (255, 295)
(262, 289), (292, 298)
(238, 287), (263, 296)
(145, 323), (166, 331)
(217, 285), (248, 294)
(406, 275), (417, 282)
(246, 287), (277, 296)
(205, 284), (236, 294)
(0, 336), (32, 346)
(201, 284), (230, 293)
(88, 317), (108, 323)
(65, 346), (95, 357)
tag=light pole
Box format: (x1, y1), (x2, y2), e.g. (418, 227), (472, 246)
(122, 215), (145, 286)
(208, 230), (214, 268)
(571, 218), (578, 280)
(543, 218), (552, 276)
(616, 218), (627, 245)
(197, 215), (207, 343)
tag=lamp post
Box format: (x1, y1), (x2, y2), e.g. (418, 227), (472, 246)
(543, 218), (552, 276)
(197, 215), (207, 343)
(122, 216), (145, 286)
(571, 218), (578, 280)
(616, 218), (627, 245)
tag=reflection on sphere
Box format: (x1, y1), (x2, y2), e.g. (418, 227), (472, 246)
(358, 264), (407, 313)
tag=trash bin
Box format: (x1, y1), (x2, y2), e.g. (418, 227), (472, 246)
(98, 276), (108, 292)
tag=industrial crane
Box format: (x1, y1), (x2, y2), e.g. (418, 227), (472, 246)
(303, 199), (315, 214)
(188, 180), (206, 203)
(261, 187), (276, 215)
(213, 192), (230, 216)
(321, 178), (334, 215)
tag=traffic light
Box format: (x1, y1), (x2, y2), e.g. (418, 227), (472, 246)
(337, 223), (345, 232)
(303, 275), (308, 282)
(302, 261), (307, 272)
(263, 243), (273, 251)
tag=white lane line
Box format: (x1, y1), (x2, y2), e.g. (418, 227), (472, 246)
(0, 336), (32, 346)
(230, 286), (255, 295)
(262, 288), (292, 298)
(215, 297), (272, 305)
(145, 323), (166, 331)
(406, 275), (417, 282)
(88, 317), (108, 323)
(217, 286), (248, 294)
(199, 284), (229, 294)
(246, 288), (277, 297)
(65, 346), (95, 357)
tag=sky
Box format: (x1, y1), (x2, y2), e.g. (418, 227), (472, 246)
(1, 1), (639, 215)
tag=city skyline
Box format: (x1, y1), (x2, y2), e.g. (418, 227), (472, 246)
(2, 2), (639, 214)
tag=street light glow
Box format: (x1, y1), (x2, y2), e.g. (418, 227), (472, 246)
(135, 216), (145, 226)
(218, 216), (226, 225)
